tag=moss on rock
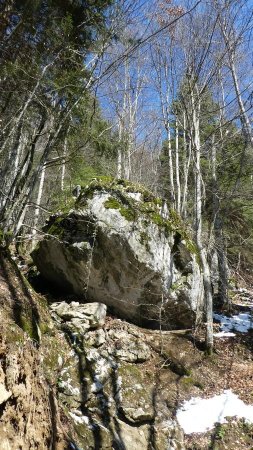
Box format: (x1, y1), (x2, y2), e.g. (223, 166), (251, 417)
(45, 177), (199, 262)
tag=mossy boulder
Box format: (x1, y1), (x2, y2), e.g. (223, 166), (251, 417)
(32, 178), (203, 329)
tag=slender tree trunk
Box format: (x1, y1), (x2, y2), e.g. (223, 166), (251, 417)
(216, 9), (253, 145)
(116, 118), (123, 179)
(125, 145), (131, 180)
(191, 87), (213, 354)
(61, 137), (67, 191)
(229, 54), (253, 146)
(32, 164), (46, 246)
(166, 125), (175, 206)
(0, 117), (47, 225)
(181, 117), (191, 218)
(117, 148), (122, 179)
(211, 135), (229, 308)
(175, 116), (181, 213)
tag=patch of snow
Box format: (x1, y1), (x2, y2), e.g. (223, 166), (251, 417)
(213, 332), (236, 338)
(176, 390), (253, 434)
(213, 312), (253, 333)
(69, 412), (89, 425)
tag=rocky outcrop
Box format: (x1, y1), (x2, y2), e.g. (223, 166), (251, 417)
(32, 178), (204, 329)
(50, 299), (186, 450)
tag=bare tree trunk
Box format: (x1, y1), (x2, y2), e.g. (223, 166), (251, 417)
(166, 124), (175, 206)
(32, 164), (46, 247)
(211, 135), (229, 308)
(181, 112), (191, 218)
(61, 137), (67, 191)
(125, 144), (131, 180)
(215, 4), (253, 146)
(229, 54), (253, 146)
(0, 116), (47, 226)
(191, 86), (213, 354)
(175, 116), (181, 213)
(117, 147), (122, 179)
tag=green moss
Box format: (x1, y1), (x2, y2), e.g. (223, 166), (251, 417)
(181, 376), (203, 389)
(184, 238), (198, 254)
(79, 176), (157, 205)
(104, 196), (136, 221)
(46, 217), (66, 238)
(42, 335), (66, 379)
(119, 206), (136, 221)
(118, 362), (142, 378)
(150, 213), (166, 227)
(104, 197), (122, 210)
(52, 177), (200, 262)
(153, 197), (163, 206)
(39, 322), (52, 335)
(18, 313), (39, 341)
(0, 229), (13, 247)
(170, 278), (186, 291)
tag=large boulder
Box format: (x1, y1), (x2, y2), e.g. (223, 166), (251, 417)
(32, 178), (203, 329)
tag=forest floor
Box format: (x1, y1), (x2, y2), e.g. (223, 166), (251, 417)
(182, 283), (253, 449)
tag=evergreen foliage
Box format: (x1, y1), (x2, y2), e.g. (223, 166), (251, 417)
(0, 0), (117, 240)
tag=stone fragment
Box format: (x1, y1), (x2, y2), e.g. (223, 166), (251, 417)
(49, 301), (107, 335)
(83, 329), (106, 347)
(0, 383), (12, 404)
(107, 329), (151, 362)
(116, 363), (154, 423)
(115, 420), (150, 450)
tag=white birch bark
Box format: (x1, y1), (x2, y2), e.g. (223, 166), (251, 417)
(181, 111), (192, 218)
(175, 116), (181, 213)
(61, 137), (67, 191)
(191, 85), (213, 354)
(32, 164), (46, 246)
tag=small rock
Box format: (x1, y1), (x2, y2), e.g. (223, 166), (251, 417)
(0, 383), (12, 404)
(83, 329), (106, 347)
(50, 301), (107, 335)
(115, 419), (150, 450)
(108, 330), (151, 362)
(116, 363), (154, 423)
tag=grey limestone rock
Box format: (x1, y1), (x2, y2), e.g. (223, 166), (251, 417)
(49, 301), (107, 335)
(32, 179), (203, 329)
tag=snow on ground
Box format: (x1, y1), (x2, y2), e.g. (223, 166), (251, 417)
(69, 411), (89, 425)
(213, 312), (253, 333)
(176, 390), (253, 434)
(213, 331), (236, 338)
